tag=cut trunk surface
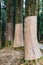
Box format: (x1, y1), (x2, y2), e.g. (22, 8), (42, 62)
(13, 23), (24, 47)
(24, 16), (42, 60)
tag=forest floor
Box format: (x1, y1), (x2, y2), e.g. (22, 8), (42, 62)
(0, 47), (43, 65)
(0, 47), (24, 65)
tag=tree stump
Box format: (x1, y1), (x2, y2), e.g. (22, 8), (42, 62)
(24, 16), (42, 61)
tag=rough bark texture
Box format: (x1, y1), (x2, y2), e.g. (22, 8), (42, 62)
(0, 37), (1, 49)
(13, 23), (24, 47)
(25, 0), (36, 16)
(24, 16), (42, 60)
(0, 27), (1, 48)
(6, 0), (13, 47)
(6, 0), (13, 23)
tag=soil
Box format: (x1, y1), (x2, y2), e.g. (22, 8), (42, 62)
(0, 48), (43, 65)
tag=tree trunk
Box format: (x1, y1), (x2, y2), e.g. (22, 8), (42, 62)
(0, 2), (2, 49)
(35, 0), (39, 15)
(14, 23), (24, 47)
(6, 22), (13, 47)
(6, 0), (13, 47)
(13, 0), (24, 48)
(24, 16), (42, 60)
(25, 0), (36, 16)
(0, 21), (2, 49)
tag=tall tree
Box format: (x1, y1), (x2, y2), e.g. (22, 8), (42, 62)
(0, 1), (2, 49)
(0, 1), (1, 20)
(40, 0), (43, 41)
(0, 22), (2, 49)
(23, 0), (42, 65)
(37, 0), (43, 41)
(6, 0), (13, 47)
(37, 0), (40, 41)
(1, 0), (6, 48)
(13, 0), (24, 49)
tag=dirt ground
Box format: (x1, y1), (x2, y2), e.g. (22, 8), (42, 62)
(0, 48), (43, 65)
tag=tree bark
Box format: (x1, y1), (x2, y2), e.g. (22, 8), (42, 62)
(13, 0), (24, 48)
(6, 22), (13, 46)
(25, 0), (36, 16)
(6, 23), (13, 41)
(0, 21), (2, 49)
(0, 3), (2, 48)
(24, 16), (42, 60)
(6, 0), (13, 47)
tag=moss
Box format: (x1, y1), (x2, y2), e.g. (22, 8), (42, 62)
(5, 40), (13, 47)
(13, 46), (24, 51)
(39, 56), (43, 65)
(20, 57), (43, 65)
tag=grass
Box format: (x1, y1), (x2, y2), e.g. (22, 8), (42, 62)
(5, 40), (13, 47)
(13, 46), (24, 51)
(20, 56), (43, 65)
(39, 56), (43, 65)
